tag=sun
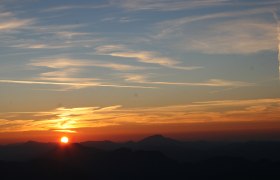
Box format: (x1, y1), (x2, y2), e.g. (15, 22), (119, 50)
(60, 136), (69, 144)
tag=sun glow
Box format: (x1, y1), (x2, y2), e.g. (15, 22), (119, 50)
(60, 136), (69, 144)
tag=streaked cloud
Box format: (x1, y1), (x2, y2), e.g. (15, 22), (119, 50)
(0, 98), (279, 133)
(272, 11), (280, 79)
(54, 31), (91, 38)
(123, 74), (254, 87)
(30, 58), (92, 68)
(0, 106), (121, 133)
(114, 0), (230, 11)
(12, 43), (71, 49)
(0, 19), (33, 30)
(6, 22), (99, 50)
(0, 9), (35, 31)
(0, 79), (155, 90)
(31, 24), (85, 33)
(37, 68), (98, 83)
(181, 19), (277, 54)
(101, 16), (140, 23)
(9, 33), (99, 50)
(43, 3), (109, 12)
(30, 57), (145, 71)
(156, 7), (278, 54)
(95, 45), (202, 70)
(0, 12), (14, 18)
(0, 10), (33, 31)
(53, 129), (77, 133)
(95, 44), (128, 54)
(40, 0), (233, 13)
(157, 7), (274, 34)
(6, 57), (153, 90)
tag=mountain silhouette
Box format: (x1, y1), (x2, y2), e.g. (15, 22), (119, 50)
(138, 134), (180, 146)
(81, 135), (280, 162)
(1, 135), (280, 179)
(82, 140), (120, 150)
(2, 135), (280, 162)
(41, 143), (102, 163)
(27, 143), (177, 180)
(0, 141), (57, 161)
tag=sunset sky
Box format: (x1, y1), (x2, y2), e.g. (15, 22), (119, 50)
(0, 0), (280, 143)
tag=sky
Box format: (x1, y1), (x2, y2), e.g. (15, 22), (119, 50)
(0, 0), (280, 143)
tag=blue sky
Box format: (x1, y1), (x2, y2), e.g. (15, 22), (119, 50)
(0, 0), (280, 139)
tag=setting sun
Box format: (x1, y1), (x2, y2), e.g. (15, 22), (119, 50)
(60, 136), (69, 144)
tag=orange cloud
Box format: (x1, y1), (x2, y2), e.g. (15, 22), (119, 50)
(0, 98), (279, 134)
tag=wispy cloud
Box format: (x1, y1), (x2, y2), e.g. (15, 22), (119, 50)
(0, 12), (13, 18)
(11, 43), (71, 49)
(0, 98), (279, 133)
(0, 19), (33, 30)
(179, 19), (277, 54)
(157, 7), (274, 31)
(0, 9), (99, 52)
(123, 74), (254, 87)
(32, 24), (85, 33)
(0, 10), (33, 31)
(95, 44), (127, 54)
(40, 0), (233, 13)
(272, 10), (280, 79)
(114, 0), (230, 11)
(30, 57), (145, 71)
(43, 3), (109, 12)
(9, 31), (98, 50)
(0, 79), (155, 89)
(0, 106), (121, 133)
(37, 68), (98, 83)
(155, 7), (278, 54)
(11, 57), (155, 90)
(101, 16), (140, 23)
(6, 22), (100, 50)
(30, 58), (92, 68)
(0, 9), (35, 32)
(53, 129), (77, 133)
(54, 31), (91, 38)
(95, 45), (202, 70)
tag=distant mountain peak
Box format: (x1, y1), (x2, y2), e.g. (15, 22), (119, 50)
(139, 134), (179, 146)
(141, 134), (170, 141)
(148, 134), (165, 138)
(43, 143), (103, 163)
(24, 140), (41, 145)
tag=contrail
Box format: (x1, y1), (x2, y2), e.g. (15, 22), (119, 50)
(273, 10), (280, 80)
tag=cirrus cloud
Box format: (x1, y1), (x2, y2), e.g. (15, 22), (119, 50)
(95, 45), (202, 70)
(0, 98), (279, 133)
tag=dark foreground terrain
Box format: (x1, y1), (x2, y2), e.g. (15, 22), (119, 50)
(1, 135), (280, 180)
